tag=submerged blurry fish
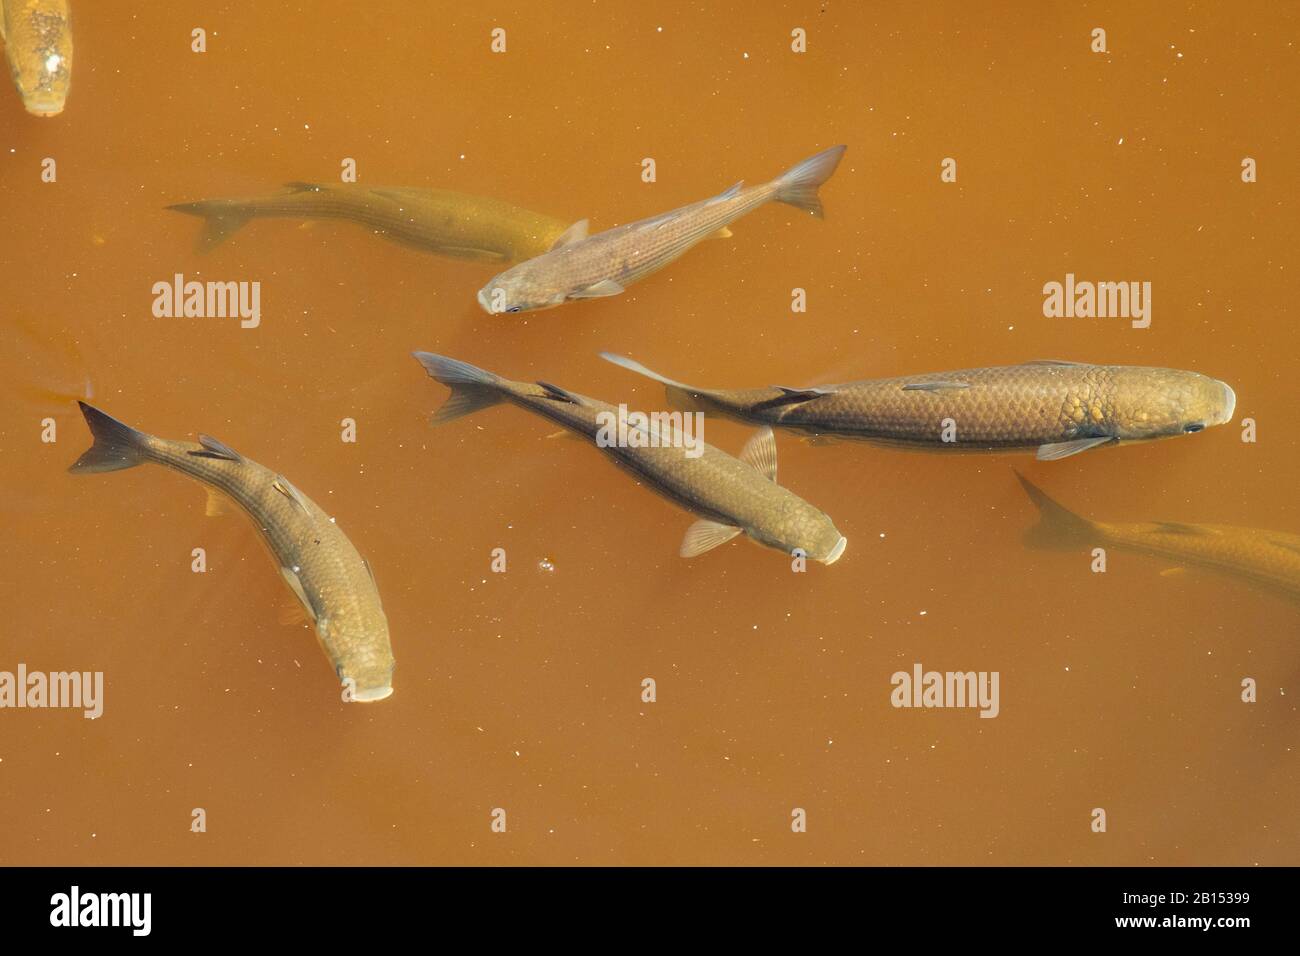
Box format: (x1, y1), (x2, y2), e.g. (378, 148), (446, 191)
(1, 0), (72, 116)
(412, 352), (847, 563)
(602, 356), (1237, 461)
(1017, 474), (1300, 603)
(167, 182), (582, 261)
(68, 402), (396, 701)
(477, 145), (847, 314)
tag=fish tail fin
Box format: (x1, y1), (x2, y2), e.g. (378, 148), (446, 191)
(68, 402), (151, 474)
(772, 145), (847, 219)
(412, 352), (505, 424)
(598, 352), (715, 413)
(1015, 472), (1094, 549)
(166, 200), (254, 252)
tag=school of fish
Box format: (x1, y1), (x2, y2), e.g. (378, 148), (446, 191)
(9, 19), (1266, 707)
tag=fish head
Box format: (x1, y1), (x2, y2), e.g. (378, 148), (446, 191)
(763, 508), (847, 565)
(477, 259), (568, 315)
(331, 621), (397, 703)
(4, 8), (73, 117)
(1107, 367), (1237, 441)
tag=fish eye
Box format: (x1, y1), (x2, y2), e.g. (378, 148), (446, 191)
(506, 306), (522, 314)
(1183, 422), (1205, 433)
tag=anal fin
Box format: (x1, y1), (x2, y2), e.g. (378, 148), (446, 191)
(205, 487), (233, 517)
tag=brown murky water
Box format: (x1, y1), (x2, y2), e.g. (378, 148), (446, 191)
(1, 2), (1296, 865)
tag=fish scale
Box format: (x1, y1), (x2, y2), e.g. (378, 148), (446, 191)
(1020, 475), (1300, 602)
(167, 183), (576, 261)
(602, 356), (1237, 460)
(479, 145), (846, 313)
(67, 402), (395, 701)
(412, 352), (848, 563)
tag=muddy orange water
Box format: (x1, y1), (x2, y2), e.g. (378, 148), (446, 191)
(1, 1), (1296, 866)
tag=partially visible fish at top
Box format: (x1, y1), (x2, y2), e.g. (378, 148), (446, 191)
(601, 355), (1237, 461)
(477, 145), (847, 314)
(1, 0), (71, 116)
(167, 182), (584, 262)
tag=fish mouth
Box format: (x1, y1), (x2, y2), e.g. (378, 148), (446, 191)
(476, 287), (495, 314)
(821, 536), (848, 565)
(1219, 382), (1237, 423)
(350, 684), (394, 703)
(23, 97), (66, 117)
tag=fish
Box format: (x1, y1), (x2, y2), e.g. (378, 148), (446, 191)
(167, 182), (583, 261)
(600, 355), (1237, 461)
(411, 352), (847, 563)
(477, 145), (847, 314)
(1017, 473), (1300, 603)
(1, 0), (72, 117)
(67, 402), (396, 701)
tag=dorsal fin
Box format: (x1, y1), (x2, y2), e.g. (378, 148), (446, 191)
(738, 427), (778, 481)
(707, 181), (744, 204)
(1026, 359), (1085, 366)
(537, 381), (582, 404)
(190, 434), (242, 461)
(901, 381), (971, 392)
(772, 385), (832, 404)
(1154, 521), (1206, 536)
(549, 219), (589, 250)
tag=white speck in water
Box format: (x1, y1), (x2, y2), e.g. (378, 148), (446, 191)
(538, 558), (555, 572)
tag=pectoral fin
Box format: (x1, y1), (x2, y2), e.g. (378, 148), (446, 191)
(738, 426), (778, 481)
(710, 226), (734, 239)
(279, 566), (317, 622)
(680, 520), (742, 558)
(1036, 436), (1116, 461)
(569, 279), (625, 299)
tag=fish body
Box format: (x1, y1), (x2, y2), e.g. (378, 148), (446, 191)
(1018, 474), (1300, 603)
(67, 402), (395, 701)
(602, 356), (1237, 461)
(167, 182), (580, 262)
(411, 352), (846, 563)
(1, 0), (72, 116)
(477, 145), (847, 314)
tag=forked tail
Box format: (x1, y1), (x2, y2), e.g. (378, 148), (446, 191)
(1015, 472), (1095, 550)
(68, 402), (151, 474)
(166, 199), (254, 252)
(773, 145), (847, 219)
(411, 352), (506, 424)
